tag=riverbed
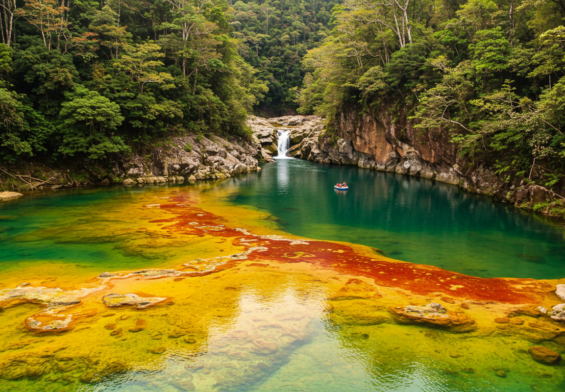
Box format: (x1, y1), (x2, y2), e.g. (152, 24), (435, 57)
(0, 160), (564, 391)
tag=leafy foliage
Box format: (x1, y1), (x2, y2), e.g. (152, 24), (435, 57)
(0, 0), (267, 164)
(297, 0), (565, 187)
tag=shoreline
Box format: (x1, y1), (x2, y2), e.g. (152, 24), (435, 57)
(249, 115), (565, 223)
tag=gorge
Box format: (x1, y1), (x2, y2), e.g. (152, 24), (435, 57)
(1, 0), (565, 389)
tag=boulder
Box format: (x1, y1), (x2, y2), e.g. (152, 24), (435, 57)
(123, 179), (136, 185)
(0, 192), (23, 201)
(289, 129), (306, 145)
(528, 346), (561, 364)
(530, 185), (552, 204)
(288, 143), (302, 158)
(263, 143), (278, 155)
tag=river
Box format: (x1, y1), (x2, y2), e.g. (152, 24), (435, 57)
(0, 160), (563, 391)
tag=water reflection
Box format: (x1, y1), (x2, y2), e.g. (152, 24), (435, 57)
(276, 156), (290, 191)
(226, 159), (565, 279)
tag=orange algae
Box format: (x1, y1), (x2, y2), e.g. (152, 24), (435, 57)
(0, 186), (564, 390)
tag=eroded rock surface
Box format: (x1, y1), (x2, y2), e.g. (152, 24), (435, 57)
(114, 133), (261, 184)
(550, 303), (565, 322)
(389, 302), (476, 332)
(102, 293), (167, 308)
(556, 284), (565, 301)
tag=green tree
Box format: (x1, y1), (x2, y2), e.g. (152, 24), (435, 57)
(59, 89), (127, 160)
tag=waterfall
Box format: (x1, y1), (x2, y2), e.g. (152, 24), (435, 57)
(276, 130), (292, 159)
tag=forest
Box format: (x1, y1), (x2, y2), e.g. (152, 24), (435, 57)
(0, 0), (332, 164)
(0, 0), (564, 187)
(296, 0), (565, 188)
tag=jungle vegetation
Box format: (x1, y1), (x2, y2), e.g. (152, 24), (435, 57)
(1, 0), (564, 188)
(296, 0), (565, 187)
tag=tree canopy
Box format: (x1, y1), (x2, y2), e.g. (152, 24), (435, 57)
(0, 0), (268, 164)
(296, 0), (565, 188)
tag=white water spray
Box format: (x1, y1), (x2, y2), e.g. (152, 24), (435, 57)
(276, 130), (292, 159)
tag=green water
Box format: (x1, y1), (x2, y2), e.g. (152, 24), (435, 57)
(2, 159), (564, 279)
(0, 187), (175, 275)
(1, 161), (565, 392)
(226, 159), (565, 279)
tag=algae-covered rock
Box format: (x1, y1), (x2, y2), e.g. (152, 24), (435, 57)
(147, 346), (166, 354)
(102, 293), (167, 308)
(389, 302), (476, 332)
(556, 284), (565, 301)
(528, 346), (561, 364)
(128, 319), (147, 332)
(1, 365), (26, 380)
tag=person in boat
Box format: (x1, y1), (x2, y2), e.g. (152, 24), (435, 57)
(336, 183), (342, 188)
(342, 182), (347, 187)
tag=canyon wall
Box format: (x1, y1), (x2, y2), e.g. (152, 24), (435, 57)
(249, 114), (565, 220)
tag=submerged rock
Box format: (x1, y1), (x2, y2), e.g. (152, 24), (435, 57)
(102, 293), (167, 308)
(129, 319), (147, 332)
(389, 302), (476, 332)
(528, 346), (561, 364)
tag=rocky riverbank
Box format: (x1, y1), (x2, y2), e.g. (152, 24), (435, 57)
(0, 134), (262, 194)
(248, 115), (565, 220)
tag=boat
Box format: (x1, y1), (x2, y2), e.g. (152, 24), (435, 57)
(334, 185), (349, 191)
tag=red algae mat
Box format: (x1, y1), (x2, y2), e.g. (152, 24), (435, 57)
(157, 194), (551, 305)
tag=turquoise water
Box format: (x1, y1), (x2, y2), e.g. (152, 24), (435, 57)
(2, 160), (565, 279)
(1, 161), (565, 392)
(0, 187), (172, 274)
(225, 159), (565, 279)
(2, 159), (564, 279)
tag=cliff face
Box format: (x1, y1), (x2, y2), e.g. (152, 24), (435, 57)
(0, 134), (262, 192)
(250, 113), (565, 220)
(113, 134), (261, 184)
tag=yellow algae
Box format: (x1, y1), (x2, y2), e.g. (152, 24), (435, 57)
(0, 186), (564, 391)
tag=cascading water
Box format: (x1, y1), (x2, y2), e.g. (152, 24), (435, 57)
(276, 130), (292, 159)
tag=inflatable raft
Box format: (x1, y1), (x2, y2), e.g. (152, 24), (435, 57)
(334, 186), (349, 191)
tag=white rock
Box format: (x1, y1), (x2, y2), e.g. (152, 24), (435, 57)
(0, 191), (23, 201)
(556, 284), (565, 301)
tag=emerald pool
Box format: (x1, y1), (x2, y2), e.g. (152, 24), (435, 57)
(0, 159), (564, 392)
(227, 159), (565, 279)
